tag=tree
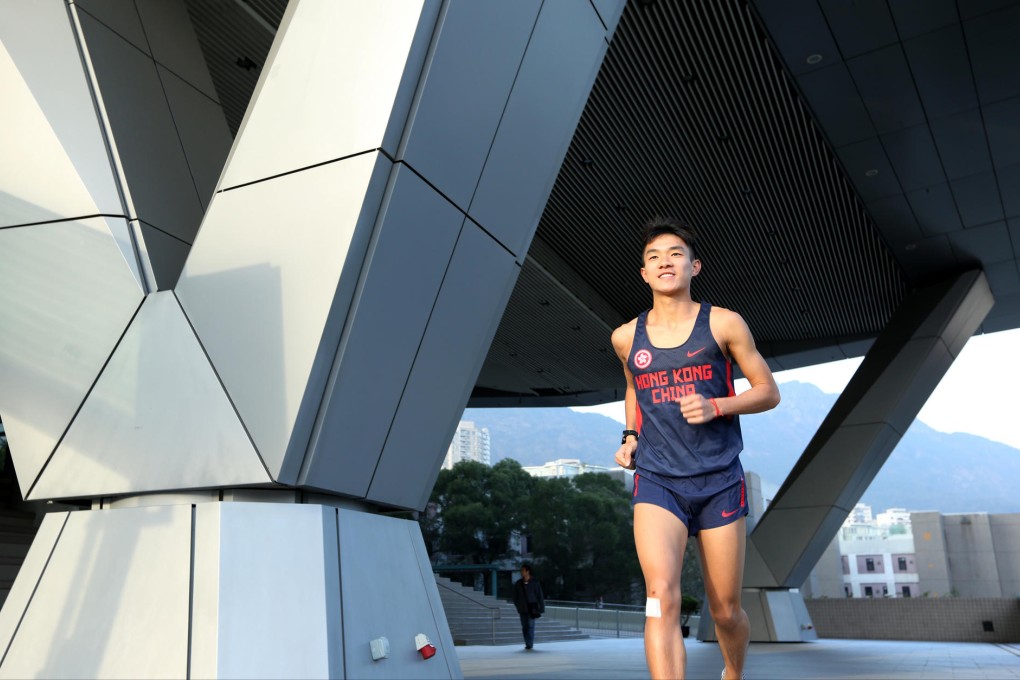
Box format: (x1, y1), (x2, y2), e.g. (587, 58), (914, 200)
(421, 460), (642, 604)
(422, 459), (534, 564)
(564, 473), (639, 602)
(523, 476), (579, 597)
(523, 473), (640, 603)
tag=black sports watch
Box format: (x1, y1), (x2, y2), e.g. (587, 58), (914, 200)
(621, 429), (639, 444)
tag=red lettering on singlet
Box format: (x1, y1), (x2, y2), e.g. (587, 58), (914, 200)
(651, 384), (696, 403)
(635, 370), (669, 391)
(670, 364), (713, 385)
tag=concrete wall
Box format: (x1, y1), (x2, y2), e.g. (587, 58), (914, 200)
(801, 536), (846, 599)
(913, 511), (953, 596)
(991, 514), (1020, 598)
(944, 514), (1003, 597)
(805, 598), (1020, 642)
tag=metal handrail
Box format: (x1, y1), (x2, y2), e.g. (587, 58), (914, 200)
(436, 580), (502, 644)
(544, 601), (648, 638)
(546, 598), (644, 611)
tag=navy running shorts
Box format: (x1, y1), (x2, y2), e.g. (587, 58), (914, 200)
(632, 461), (747, 535)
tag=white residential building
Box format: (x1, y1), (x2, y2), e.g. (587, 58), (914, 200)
(522, 458), (611, 478)
(442, 421), (491, 469)
(838, 504), (919, 598)
(521, 459), (634, 491)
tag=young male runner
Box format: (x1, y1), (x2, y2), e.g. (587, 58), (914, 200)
(613, 216), (780, 679)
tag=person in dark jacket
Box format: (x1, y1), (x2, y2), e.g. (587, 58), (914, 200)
(512, 563), (545, 650)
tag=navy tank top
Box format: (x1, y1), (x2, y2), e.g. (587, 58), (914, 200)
(628, 303), (743, 483)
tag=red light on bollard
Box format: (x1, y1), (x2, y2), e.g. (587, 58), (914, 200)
(414, 633), (436, 660)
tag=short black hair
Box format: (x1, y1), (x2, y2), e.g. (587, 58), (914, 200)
(520, 563), (532, 574)
(642, 215), (699, 262)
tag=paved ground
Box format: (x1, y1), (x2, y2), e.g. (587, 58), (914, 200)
(455, 637), (1020, 679)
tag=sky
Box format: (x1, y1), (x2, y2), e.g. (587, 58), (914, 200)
(572, 327), (1020, 451)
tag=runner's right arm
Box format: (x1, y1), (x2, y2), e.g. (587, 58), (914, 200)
(612, 321), (639, 469)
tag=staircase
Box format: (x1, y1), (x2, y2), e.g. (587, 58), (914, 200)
(435, 575), (588, 646)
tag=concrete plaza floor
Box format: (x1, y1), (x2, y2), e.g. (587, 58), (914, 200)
(455, 637), (1020, 679)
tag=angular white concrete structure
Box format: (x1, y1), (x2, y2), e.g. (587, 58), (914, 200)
(0, 0), (622, 675)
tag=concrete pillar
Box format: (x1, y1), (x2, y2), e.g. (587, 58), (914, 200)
(700, 270), (994, 642)
(0, 0), (623, 676)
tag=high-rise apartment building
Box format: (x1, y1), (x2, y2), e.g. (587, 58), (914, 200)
(442, 421), (491, 470)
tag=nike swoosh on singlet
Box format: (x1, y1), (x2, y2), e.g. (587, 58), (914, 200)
(721, 508), (739, 518)
(687, 347), (705, 357)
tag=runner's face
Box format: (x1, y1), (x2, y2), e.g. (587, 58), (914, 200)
(640, 234), (699, 292)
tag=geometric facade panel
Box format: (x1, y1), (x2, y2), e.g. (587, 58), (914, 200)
(0, 1), (123, 229)
(133, 0), (220, 102)
(0, 503), (458, 678)
(191, 503), (342, 679)
(156, 64), (232, 212)
(77, 9), (204, 243)
(138, 221), (191, 292)
(0, 504), (192, 679)
(366, 223), (520, 510)
(29, 292), (271, 500)
(751, 505), (853, 590)
(0, 511), (67, 658)
(0, 218), (143, 498)
(176, 152), (394, 483)
(397, 0), (543, 210)
(775, 423), (900, 512)
(338, 510), (459, 679)
(297, 165), (467, 498)
(467, 0), (610, 258)
(749, 270), (994, 588)
(219, 0), (439, 190)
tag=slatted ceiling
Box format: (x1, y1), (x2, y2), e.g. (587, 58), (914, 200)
(534, 0), (905, 363)
(178, 0), (959, 405)
(244, 0), (287, 25)
(480, 259), (623, 397)
(184, 0), (278, 135)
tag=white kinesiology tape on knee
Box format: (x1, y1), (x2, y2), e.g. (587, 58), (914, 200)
(645, 597), (661, 618)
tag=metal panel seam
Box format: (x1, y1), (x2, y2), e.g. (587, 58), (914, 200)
(217, 148), (379, 193)
(186, 503), (196, 680)
(464, 0), (544, 225)
(407, 521), (457, 677)
(334, 509), (346, 677)
(361, 219), (466, 498)
(390, 155), (517, 258)
(170, 290), (275, 483)
(293, 158), (402, 488)
(136, 216), (194, 246)
(0, 213), (129, 231)
(24, 295), (146, 500)
(0, 511), (71, 668)
(66, 1), (153, 293)
(393, 0), (452, 160)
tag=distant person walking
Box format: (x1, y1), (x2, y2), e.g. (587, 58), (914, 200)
(512, 563), (545, 650)
(613, 216), (780, 679)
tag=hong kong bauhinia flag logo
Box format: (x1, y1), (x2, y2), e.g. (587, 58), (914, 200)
(634, 349), (653, 369)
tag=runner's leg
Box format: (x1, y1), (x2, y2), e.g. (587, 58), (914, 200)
(698, 517), (749, 679)
(635, 502), (690, 679)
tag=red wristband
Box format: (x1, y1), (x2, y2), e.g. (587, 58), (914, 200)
(709, 398), (722, 418)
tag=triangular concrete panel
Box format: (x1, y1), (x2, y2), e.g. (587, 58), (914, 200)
(30, 292), (271, 499)
(0, 2), (124, 224)
(0, 39), (103, 227)
(218, 0), (437, 189)
(0, 218), (143, 498)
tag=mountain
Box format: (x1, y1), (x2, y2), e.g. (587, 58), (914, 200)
(463, 381), (1020, 514)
